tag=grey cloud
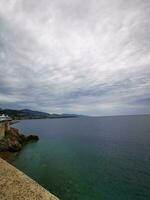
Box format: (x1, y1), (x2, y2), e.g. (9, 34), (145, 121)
(0, 0), (150, 115)
(132, 97), (150, 106)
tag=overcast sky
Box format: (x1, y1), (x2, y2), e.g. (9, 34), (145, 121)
(0, 0), (150, 116)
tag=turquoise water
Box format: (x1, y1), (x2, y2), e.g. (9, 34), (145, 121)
(12, 115), (150, 200)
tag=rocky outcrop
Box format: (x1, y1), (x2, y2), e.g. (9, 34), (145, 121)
(26, 135), (39, 142)
(0, 127), (39, 152)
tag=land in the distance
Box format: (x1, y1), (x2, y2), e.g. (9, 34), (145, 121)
(0, 108), (79, 120)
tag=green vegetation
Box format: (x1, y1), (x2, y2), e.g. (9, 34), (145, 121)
(0, 109), (78, 120)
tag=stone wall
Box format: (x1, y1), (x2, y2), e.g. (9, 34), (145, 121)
(5, 122), (10, 132)
(0, 158), (59, 200)
(0, 122), (11, 140)
(0, 123), (5, 140)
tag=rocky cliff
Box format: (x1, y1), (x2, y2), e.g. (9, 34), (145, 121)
(0, 127), (39, 152)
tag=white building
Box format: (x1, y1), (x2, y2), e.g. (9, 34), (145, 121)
(0, 114), (11, 122)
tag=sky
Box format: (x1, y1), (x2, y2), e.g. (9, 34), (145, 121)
(0, 0), (150, 116)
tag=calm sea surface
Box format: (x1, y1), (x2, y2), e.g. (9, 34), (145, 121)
(12, 115), (150, 200)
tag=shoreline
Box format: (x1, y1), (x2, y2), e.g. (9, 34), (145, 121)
(0, 124), (39, 160)
(0, 122), (59, 200)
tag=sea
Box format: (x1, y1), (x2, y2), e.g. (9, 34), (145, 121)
(12, 115), (150, 200)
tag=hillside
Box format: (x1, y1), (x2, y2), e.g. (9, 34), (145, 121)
(0, 109), (78, 120)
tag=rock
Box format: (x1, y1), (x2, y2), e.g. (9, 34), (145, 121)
(0, 127), (39, 153)
(26, 135), (39, 142)
(8, 140), (22, 152)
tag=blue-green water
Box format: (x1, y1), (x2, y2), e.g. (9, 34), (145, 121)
(12, 115), (150, 200)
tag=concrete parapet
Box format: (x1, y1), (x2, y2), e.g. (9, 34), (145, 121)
(0, 158), (59, 200)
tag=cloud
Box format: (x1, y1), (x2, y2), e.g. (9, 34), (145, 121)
(0, 0), (150, 115)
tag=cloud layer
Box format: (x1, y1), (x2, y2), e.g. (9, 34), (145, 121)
(0, 0), (150, 115)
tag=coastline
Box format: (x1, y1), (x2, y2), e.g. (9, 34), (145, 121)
(0, 123), (39, 161)
(0, 122), (59, 200)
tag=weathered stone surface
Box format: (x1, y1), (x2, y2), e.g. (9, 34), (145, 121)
(0, 158), (59, 200)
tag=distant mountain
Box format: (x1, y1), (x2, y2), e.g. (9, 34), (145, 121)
(0, 109), (79, 120)
(21, 109), (51, 117)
